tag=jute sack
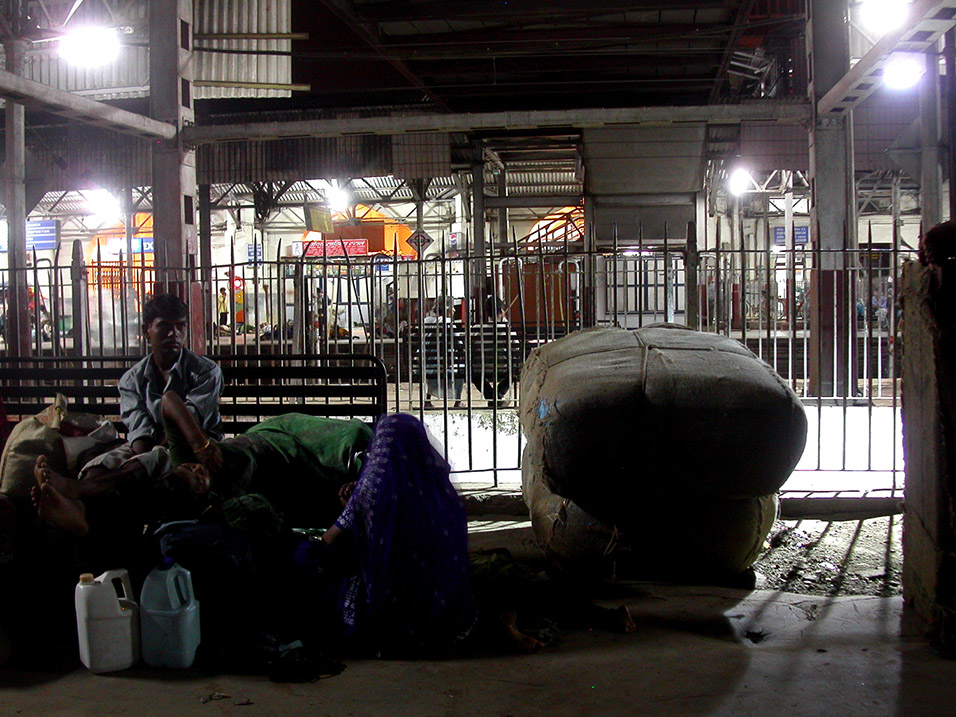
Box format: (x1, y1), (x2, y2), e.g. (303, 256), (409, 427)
(0, 394), (122, 500)
(519, 324), (807, 524)
(523, 455), (778, 580)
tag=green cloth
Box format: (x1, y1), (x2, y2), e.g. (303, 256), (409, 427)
(216, 414), (373, 527)
(246, 414), (372, 482)
(166, 413), (374, 528)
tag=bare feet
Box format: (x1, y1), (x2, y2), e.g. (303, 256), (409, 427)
(30, 482), (89, 536)
(588, 604), (638, 634)
(498, 611), (543, 654)
(34, 456), (82, 500)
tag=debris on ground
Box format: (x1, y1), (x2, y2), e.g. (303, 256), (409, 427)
(200, 692), (230, 704)
(752, 516), (902, 597)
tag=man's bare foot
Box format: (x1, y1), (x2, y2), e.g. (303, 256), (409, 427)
(498, 612), (543, 654)
(588, 604), (638, 634)
(31, 482), (89, 536)
(34, 456), (82, 500)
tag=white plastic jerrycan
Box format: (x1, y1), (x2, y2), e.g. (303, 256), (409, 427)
(140, 558), (201, 669)
(75, 569), (141, 673)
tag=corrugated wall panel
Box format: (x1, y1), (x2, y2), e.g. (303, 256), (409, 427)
(197, 135), (393, 184)
(17, 2), (149, 99)
(853, 91), (919, 173)
(740, 122), (809, 171)
(194, 0), (292, 99)
(12, 0), (291, 101)
(23, 126), (152, 192)
(392, 133), (451, 179)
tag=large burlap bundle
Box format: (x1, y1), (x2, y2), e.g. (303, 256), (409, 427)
(0, 395), (121, 500)
(520, 324), (806, 578)
(523, 457), (778, 579)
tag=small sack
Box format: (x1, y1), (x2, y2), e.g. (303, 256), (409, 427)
(0, 394), (121, 500)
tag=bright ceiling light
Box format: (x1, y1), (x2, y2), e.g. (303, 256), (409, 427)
(326, 185), (351, 212)
(58, 27), (121, 67)
(728, 168), (752, 196)
(883, 52), (925, 90)
(84, 188), (122, 227)
(859, 0), (910, 37)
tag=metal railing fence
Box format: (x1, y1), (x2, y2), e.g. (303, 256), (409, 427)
(0, 235), (912, 492)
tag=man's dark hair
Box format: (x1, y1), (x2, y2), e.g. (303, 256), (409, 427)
(483, 295), (505, 321)
(144, 293), (188, 327)
(920, 219), (956, 268)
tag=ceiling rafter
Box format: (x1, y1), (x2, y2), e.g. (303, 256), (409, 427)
(314, 0), (453, 113)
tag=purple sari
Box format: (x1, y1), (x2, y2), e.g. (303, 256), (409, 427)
(334, 413), (474, 654)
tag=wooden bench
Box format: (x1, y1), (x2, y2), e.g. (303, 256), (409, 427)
(0, 353), (388, 435)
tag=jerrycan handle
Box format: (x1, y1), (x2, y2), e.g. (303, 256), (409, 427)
(97, 569), (133, 602)
(170, 569), (192, 609)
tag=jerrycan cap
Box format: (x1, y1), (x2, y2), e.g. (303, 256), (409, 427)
(158, 557), (175, 570)
(78, 573), (95, 585)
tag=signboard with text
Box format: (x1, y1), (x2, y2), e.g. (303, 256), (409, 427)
(0, 219), (60, 252)
(301, 239), (368, 257)
(105, 236), (154, 255)
(772, 225), (809, 246)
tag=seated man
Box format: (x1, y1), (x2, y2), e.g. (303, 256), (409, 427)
(85, 293), (224, 476)
(122, 292), (223, 459)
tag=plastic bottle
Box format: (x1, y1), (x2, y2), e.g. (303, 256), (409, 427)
(140, 558), (201, 668)
(74, 569), (140, 673)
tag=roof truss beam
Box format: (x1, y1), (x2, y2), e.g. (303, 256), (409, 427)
(182, 101), (810, 144)
(0, 67), (175, 139)
(818, 0), (956, 116)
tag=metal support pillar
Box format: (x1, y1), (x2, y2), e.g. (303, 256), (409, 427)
(198, 183), (213, 349)
(947, 29), (956, 220)
(497, 170), (508, 246)
(3, 39), (30, 357)
(920, 46), (944, 228)
(471, 145), (487, 298)
(807, 0), (855, 397)
(70, 239), (89, 356)
(685, 219), (699, 329)
(150, 0), (197, 297)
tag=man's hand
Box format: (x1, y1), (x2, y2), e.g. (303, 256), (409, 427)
(194, 440), (224, 473)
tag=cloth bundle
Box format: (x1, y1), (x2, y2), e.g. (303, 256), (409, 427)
(519, 324), (807, 580)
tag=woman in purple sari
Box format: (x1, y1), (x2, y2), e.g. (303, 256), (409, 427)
(314, 413), (475, 655)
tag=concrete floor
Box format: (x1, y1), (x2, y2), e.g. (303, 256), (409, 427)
(2, 518), (955, 716)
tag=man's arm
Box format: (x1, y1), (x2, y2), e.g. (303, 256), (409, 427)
(162, 390), (224, 472)
(118, 363), (159, 455)
(180, 359), (224, 437)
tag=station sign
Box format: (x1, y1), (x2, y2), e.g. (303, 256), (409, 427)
(104, 236), (154, 255)
(298, 239), (368, 257)
(407, 229), (433, 254)
(0, 219), (60, 252)
(247, 243), (264, 263)
(772, 225), (809, 246)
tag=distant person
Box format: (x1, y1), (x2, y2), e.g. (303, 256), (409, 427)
(422, 298), (465, 409)
(218, 288), (229, 328)
(471, 295), (518, 408)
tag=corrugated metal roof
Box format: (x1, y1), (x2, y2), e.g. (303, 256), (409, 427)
(18, 2), (149, 100)
(194, 0), (293, 99)
(12, 0), (292, 101)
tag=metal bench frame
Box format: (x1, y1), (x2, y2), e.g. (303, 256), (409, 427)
(0, 353), (388, 435)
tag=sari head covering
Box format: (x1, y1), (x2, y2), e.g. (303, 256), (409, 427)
(335, 413), (475, 654)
